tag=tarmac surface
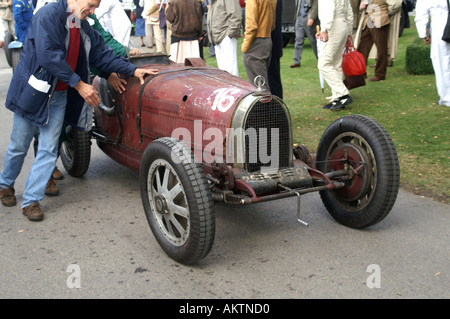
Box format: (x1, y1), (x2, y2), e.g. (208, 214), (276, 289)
(0, 37), (449, 300)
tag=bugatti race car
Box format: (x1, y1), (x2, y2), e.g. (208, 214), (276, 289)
(60, 53), (400, 265)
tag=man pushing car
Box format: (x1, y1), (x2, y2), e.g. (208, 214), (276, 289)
(0, 0), (158, 221)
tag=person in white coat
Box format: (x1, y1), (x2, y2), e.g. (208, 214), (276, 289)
(95, 0), (132, 47)
(318, 0), (353, 111)
(415, 0), (450, 107)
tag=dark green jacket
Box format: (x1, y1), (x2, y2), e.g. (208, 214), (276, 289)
(88, 14), (128, 77)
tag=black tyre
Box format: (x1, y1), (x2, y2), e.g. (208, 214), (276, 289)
(60, 126), (91, 177)
(316, 115), (400, 228)
(140, 137), (215, 265)
(4, 31), (14, 67)
(11, 48), (22, 73)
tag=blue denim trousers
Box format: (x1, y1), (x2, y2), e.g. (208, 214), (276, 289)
(0, 90), (67, 207)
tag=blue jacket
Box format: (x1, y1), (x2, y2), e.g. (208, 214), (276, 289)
(12, 0), (34, 43)
(6, 0), (137, 130)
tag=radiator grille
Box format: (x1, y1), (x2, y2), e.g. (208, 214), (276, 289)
(244, 98), (291, 173)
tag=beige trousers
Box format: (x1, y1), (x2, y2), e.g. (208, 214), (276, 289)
(318, 17), (350, 100)
(145, 23), (154, 48)
(165, 21), (172, 55)
(146, 23), (165, 53)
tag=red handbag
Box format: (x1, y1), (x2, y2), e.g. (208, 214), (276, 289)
(130, 11), (137, 22)
(342, 44), (366, 76)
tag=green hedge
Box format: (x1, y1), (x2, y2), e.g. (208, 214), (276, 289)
(405, 38), (434, 75)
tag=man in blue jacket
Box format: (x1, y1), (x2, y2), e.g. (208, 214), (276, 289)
(0, 0), (158, 221)
(12, 0), (33, 43)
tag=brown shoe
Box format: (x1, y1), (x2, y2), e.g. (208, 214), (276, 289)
(290, 63), (300, 68)
(52, 166), (64, 180)
(45, 178), (59, 196)
(368, 76), (385, 82)
(23, 202), (44, 221)
(0, 186), (16, 207)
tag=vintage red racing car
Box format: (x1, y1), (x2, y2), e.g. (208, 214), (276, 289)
(60, 54), (400, 265)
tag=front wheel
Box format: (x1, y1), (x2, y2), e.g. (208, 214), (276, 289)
(140, 137), (215, 264)
(316, 115), (400, 228)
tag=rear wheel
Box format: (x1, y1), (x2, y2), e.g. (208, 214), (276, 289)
(4, 32), (14, 67)
(60, 126), (91, 177)
(316, 115), (400, 228)
(11, 48), (22, 73)
(140, 137), (215, 264)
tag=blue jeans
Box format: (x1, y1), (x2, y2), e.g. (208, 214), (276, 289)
(0, 90), (67, 207)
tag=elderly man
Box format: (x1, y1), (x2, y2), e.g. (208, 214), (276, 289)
(0, 0), (158, 221)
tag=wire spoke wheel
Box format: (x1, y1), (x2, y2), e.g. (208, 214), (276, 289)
(149, 159), (190, 246)
(140, 138), (215, 265)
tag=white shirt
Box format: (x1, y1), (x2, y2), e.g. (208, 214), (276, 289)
(415, 0), (449, 38)
(95, 0), (132, 46)
(141, 0), (161, 24)
(318, 0), (353, 34)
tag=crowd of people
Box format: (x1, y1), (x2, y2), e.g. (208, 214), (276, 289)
(1, 0), (447, 106)
(0, 0), (449, 222)
(129, 0), (447, 110)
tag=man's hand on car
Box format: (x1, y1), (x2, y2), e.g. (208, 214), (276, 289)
(134, 68), (159, 85)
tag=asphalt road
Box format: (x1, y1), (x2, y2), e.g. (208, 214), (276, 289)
(0, 42), (448, 300)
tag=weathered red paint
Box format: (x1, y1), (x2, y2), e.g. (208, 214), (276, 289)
(93, 59), (256, 172)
